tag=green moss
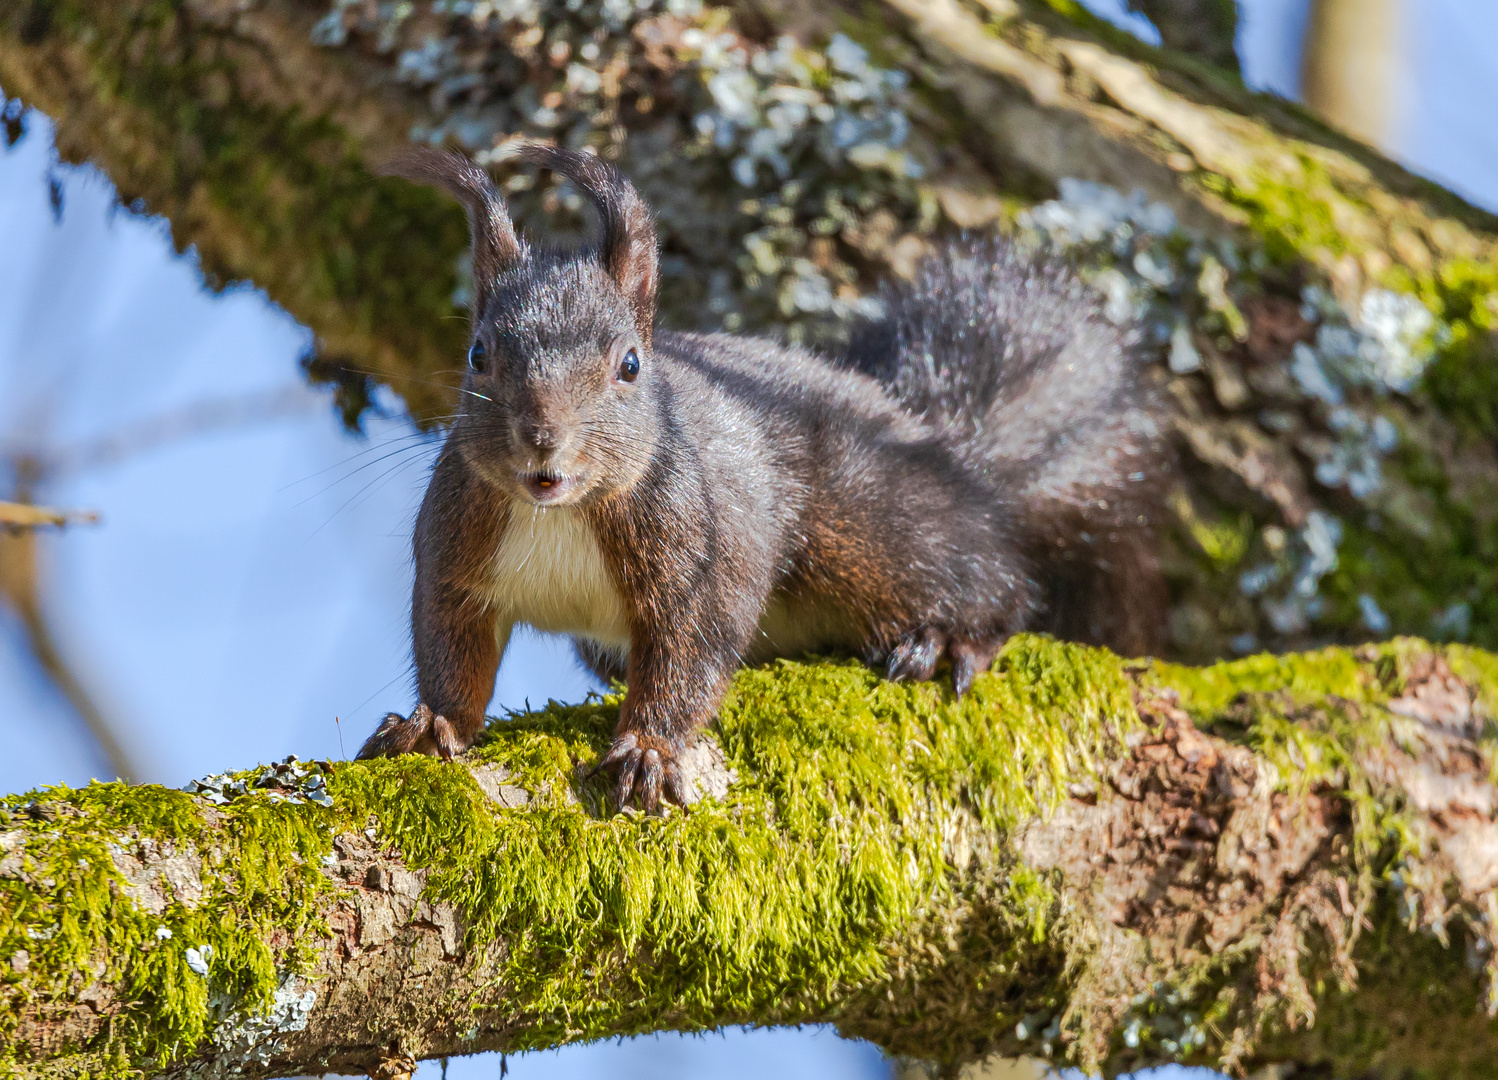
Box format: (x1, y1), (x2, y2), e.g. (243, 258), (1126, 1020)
(1294, 399), (1498, 651)
(0, 778), (337, 1074)
(1146, 640), (1475, 873)
(1420, 271), (1498, 439)
(1448, 644), (1498, 724)
(1253, 894), (1498, 1077)
(1147, 644), (1371, 718)
(1189, 138), (1498, 448)
(1196, 162), (1351, 269)
(326, 637), (1138, 1050)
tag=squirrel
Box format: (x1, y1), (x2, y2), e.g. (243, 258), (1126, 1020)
(357, 144), (1170, 811)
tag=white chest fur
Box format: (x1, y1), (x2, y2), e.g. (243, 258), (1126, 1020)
(483, 506), (631, 649)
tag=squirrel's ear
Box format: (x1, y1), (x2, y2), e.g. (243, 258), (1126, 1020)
(378, 148), (524, 320)
(513, 145), (658, 346)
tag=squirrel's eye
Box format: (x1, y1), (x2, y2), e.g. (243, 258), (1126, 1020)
(467, 339), (487, 373)
(618, 348), (640, 383)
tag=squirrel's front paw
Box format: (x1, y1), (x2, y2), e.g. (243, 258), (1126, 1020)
(883, 627), (1006, 698)
(592, 731), (689, 812)
(356, 703), (465, 761)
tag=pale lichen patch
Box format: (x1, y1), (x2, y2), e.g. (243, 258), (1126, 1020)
(668, 732), (738, 804)
(188, 976), (319, 1078)
(467, 764), (532, 810)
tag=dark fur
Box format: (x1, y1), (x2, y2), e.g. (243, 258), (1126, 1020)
(843, 239), (1170, 654)
(358, 148), (1169, 810)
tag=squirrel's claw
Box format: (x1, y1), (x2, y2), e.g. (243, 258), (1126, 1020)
(356, 704), (464, 760)
(593, 731), (686, 814)
(950, 634), (1006, 698)
(638, 749), (664, 809)
(589, 731), (637, 777)
(884, 627), (1007, 698)
(614, 760), (638, 809)
(886, 626), (943, 682)
(661, 759), (690, 807)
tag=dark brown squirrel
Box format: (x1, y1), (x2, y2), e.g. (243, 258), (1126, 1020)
(357, 144), (1171, 810)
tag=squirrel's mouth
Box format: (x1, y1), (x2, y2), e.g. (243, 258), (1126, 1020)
(519, 469), (580, 504)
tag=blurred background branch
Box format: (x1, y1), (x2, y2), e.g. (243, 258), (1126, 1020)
(26, 383), (320, 480)
(0, 457), (131, 780)
(1302, 0), (1402, 146)
(0, 384), (320, 785)
(0, 500), (97, 529)
(1126, 0), (1241, 70)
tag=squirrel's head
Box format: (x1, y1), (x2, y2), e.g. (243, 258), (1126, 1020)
(385, 145), (660, 507)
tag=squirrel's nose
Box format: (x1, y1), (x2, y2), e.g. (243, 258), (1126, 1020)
(515, 417), (570, 456)
(520, 424), (559, 451)
(514, 384), (575, 455)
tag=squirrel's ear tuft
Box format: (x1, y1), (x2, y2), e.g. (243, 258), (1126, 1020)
(379, 148), (524, 319)
(512, 144), (658, 346)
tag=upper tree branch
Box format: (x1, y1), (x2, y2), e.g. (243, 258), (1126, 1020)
(6, 0), (1498, 664)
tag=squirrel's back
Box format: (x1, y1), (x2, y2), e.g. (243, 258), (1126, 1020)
(843, 237), (1171, 655)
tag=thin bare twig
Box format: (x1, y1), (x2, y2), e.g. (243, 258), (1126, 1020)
(0, 501), (100, 530)
(28, 383), (321, 480)
(0, 509), (136, 782)
(0, 382), (321, 784)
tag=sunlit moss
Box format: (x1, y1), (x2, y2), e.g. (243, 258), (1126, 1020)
(0, 779), (335, 1075)
(331, 638), (1137, 1049)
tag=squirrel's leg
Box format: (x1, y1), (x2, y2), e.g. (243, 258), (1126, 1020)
(357, 593), (505, 761)
(360, 449), (508, 761)
(593, 628), (741, 813)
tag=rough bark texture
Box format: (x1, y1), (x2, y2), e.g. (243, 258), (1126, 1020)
(5, 638), (1498, 1079)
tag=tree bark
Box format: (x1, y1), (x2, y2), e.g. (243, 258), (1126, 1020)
(5, 638), (1498, 1078)
(1127, 0), (1240, 72)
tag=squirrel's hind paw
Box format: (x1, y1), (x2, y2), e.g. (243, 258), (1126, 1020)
(949, 634), (1006, 698)
(593, 731), (689, 813)
(884, 627), (1006, 698)
(356, 703), (464, 761)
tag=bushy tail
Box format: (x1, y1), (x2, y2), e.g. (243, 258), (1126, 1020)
(842, 238), (1172, 655)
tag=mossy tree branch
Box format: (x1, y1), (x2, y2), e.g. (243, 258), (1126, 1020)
(6, 637), (1498, 1078)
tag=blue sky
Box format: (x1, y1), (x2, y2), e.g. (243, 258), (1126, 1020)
(0, 137), (599, 790)
(2, 2), (1496, 1077)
